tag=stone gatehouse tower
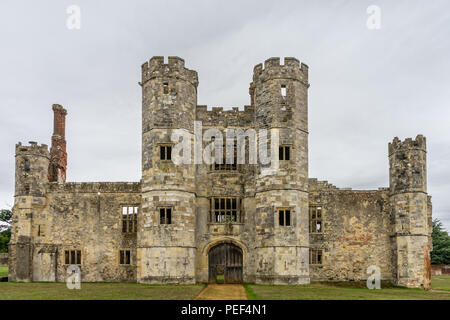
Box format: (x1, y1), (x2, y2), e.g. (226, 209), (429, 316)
(8, 56), (432, 288)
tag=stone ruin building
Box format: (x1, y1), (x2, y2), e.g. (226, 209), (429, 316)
(8, 56), (432, 288)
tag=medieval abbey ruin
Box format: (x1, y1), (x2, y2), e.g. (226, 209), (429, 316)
(8, 57), (432, 288)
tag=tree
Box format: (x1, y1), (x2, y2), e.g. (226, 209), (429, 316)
(0, 209), (11, 253)
(431, 218), (450, 265)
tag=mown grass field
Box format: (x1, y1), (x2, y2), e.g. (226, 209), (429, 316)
(244, 276), (450, 300)
(430, 275), (450, 291)
(0, 281), (205, 300)
(0, 267), (449, 300)
(0, 266), (8, 277)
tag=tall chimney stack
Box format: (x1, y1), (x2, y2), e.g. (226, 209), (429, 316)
(49, 104), (67, 183)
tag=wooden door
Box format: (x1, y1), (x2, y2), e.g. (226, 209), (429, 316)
(208, 243), (243, 283)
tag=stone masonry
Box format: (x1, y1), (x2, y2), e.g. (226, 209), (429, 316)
(8, 57), (432, 288)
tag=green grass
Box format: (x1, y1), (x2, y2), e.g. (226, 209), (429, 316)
(430, 275), (450, 291)
(0, 282), (205, 300)
(244, 278), (450, 300)
(0, 266), (7, 277)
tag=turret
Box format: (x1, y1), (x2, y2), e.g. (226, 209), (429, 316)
(10, 142), (50, 281)
(48, 104), (67, 183)
(389, 135), (431, 288)
(138, 56), (198, 283)
(253, 57), (310, 284)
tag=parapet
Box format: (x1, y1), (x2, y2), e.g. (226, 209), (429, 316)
(47, 182), (141, 193)
(196, 105), (254, 127)
(253, 57), (309, 85)
(388, 134), (426, 155)
(15, 141), (50, 158)
(141, 56), (198, 87)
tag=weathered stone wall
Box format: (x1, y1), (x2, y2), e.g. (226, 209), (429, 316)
(308, 179), (395, 281)
(139, 56), (197, 284)
(389, 135), (431, 288)
(253, 57), (310, 284)
(9, 182), (141, 282)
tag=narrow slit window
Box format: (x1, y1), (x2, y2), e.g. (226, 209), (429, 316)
(163, 82), (169, 94)
(281, 85), (287, 97)
(278, 209), (291, 226)
(279, 146), (291, 161)
(160, 207), (172, 225)
(160, 145), (172, 161)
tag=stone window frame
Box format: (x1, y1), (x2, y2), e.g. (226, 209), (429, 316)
(159, 206), (173, 225)
(159, 144), (173, 162)
(118, 249), (132, 266)
(209, 197), (243, 224)
(309, 205), (323, 234)
(279, 145), (291, 161)
(277, 207), (293, 227)
(309, 248), (323, 265)
(121, 205), (139, 233)
(64, 249), (82, 265)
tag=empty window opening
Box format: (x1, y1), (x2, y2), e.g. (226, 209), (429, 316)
(65, 250), (81, 265)
(37, 225), (45, 237)
(24, 184), (30, 195)
(309, 206), (323, 233)
(163, 82), (169, 94)
(122, 206), (138, 233)
(279, 146), (291, 161)
(278, 209), (291, 226)
(160, 207), (172, 224)
(119, 250), (131, 265)
(281, 85), (287, 97)
(24, 158), (30, 172)
(310, 249), (323, 265)
(160, 145), (172, 161)
(210, 197), (242, 223)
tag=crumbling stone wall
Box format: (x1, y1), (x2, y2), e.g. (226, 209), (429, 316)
(9, 180), (141, 282)
(308, 179), (395, 281)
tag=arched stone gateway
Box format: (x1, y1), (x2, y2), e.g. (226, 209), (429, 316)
(208, 243), (243, 284)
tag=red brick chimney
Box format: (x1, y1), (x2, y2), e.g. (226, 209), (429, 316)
(48, 104), (67, 183)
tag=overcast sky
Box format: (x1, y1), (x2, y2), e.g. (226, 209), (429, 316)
(0, 0), (449, 230)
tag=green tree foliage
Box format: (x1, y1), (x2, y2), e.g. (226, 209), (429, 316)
(431, 219), (450, 265)
(0, 209), (11, 253)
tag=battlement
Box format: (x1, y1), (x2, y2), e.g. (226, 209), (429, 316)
(15, 141), (50, 158)
(388, 134), (426, 155)
(141, 56), (198, 87)
(196, 105), (254, 127)
(253, 57), (309, 85)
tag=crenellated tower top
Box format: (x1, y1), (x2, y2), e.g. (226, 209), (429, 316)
(141, 56), (198, 87)
(252, 57), (309, 86)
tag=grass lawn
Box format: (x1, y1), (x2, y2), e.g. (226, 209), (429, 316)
(244, 278), (450, 300)
(0, 266), (7, 277)
(430, 275), (450, 291)
(0, 282), (205, 300)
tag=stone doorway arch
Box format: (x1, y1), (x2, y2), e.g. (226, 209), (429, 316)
(208, 242), (243, 283)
